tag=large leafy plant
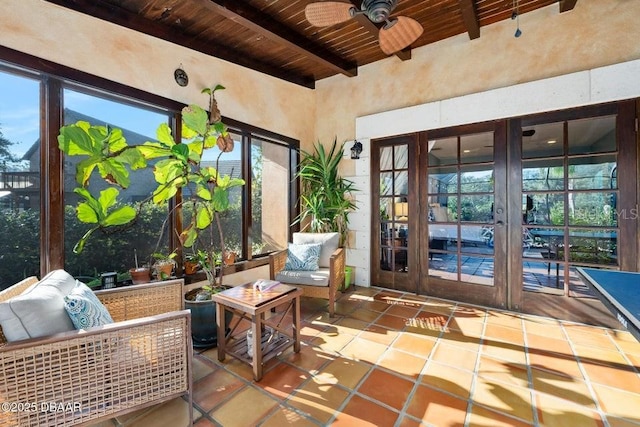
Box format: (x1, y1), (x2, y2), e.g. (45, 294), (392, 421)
(58, 85), (245, 288)
(296, 138), (356, 247)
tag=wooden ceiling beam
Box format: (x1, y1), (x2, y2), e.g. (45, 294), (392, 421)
(42, 0), (316, 88)
(349, 0), (411, 61)
(458, 0), (480, 40)
(206, 0), (357, 78)
(559, 0), (578, 13)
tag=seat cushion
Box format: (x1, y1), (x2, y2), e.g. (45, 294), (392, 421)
(293, 232), (340, 268)
(0, 269), (77, 342)
(285, 243), (321, 271)
(275, 268), (330, 287)
(64, 281), (114, 329)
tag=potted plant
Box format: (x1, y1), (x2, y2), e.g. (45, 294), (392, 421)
(296, 138), (357, 288)
(151, 251), (177, 280)
(58, 84), (245, 347)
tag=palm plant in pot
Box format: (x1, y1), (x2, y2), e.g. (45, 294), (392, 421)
(58, 84), (245, 348)
(296, 138), (357, 287)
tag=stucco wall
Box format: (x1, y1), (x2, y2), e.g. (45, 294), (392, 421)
(0, 0), (316, 150)
(315, 0), (640, 145)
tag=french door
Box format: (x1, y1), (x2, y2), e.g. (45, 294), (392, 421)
(370, 100), (637, 316)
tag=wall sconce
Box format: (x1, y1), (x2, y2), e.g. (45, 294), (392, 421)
(350, 140), (363, 159)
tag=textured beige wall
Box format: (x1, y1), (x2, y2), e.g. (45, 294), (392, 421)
(0, 0), (316, 149)
(315, 0), (640, 146)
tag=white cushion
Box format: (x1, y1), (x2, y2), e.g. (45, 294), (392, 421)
(293, 232), (339, 268)
(275, 268), (330, 287)
(0, 270), (77, 342)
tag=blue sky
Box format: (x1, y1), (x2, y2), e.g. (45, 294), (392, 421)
(0, 71), (240, 161)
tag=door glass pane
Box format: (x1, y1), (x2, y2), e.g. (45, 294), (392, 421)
(460, 165), (494, 193)
(428, 196), (457, 222)
(429, 254), (458, 281)
(428, 137), (457, 166)
(380, 146), (393, 170)
(568, 115), (616, 155)
(461, 255), (494, 286)
(394, 144), (408, 169)
(380, 172), (393, 196)
(522, 122), (564, 158)
(394, 171), (408, 195)
(569, 192), (617, 227)
(461, 132), (493, 164)
(460, 195), (493, 223)
(568, 228), (617, 265)
(522, 193), (564, 226)
(429, 166), (457, 193)
(460, 225), (494, 255)
(568, 155), (617, 190)
(522, 159), (564, 191)
(0, 71), (41, 289)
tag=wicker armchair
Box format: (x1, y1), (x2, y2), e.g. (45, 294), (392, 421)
(269, 240), (345, 317)
(0, 278), (193, 427)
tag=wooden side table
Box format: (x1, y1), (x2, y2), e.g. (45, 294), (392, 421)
(212, 282), (302, 381)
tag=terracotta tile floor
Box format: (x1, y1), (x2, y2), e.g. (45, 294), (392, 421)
(103, 287), (640, 427)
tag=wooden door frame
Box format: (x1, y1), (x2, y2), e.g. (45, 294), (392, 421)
(370, 134), (419, 293)
(418, 121), (508, 309)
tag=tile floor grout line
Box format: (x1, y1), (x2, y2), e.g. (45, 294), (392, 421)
(561, 321), (612, 427)
(462, 304), (488, 427)
(522, 312), (541, 426)
(392, 301), (456, 427)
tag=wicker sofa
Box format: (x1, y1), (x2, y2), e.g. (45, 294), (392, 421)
(0, 277), (193, 427)
(269, 232), (345, 317)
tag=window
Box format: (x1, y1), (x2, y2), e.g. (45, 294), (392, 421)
(62, 87), (172, 279)
(0, 53), (298, 288)
(0, 68), (41, 288)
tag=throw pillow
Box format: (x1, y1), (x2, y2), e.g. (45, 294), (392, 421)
(0, 269), (77, 342)
(285, 243), (321, 271)
(64, 280), (114, 329)
(293, 232), (340, 268)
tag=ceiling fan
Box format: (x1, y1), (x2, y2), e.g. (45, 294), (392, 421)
(305, 0), (424, 55)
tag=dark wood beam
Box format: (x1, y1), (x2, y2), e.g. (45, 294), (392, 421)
(349, 0), (411, 61)
(559, 0), (578, 13)
(458, 0), (480, 40)
(42, 0), (316, 88)
(206, 0), (357, 78)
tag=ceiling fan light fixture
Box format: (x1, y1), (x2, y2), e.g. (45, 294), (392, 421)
(362, 0), (398, 23)
(305, 2), (355, 27)
(378, 16), (423, 55)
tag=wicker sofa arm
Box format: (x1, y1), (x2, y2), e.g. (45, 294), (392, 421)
(269, 249), (289, 280)
(0, 310), (193, 427)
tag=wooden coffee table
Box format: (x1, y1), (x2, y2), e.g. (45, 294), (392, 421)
(212, 282), (302, 381)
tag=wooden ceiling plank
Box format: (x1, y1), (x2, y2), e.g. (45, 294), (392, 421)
(559, 0), (578, 13)
(458, 0), (480, 40)
(42, 0), (315, 88)
(206, 0), (357, 77)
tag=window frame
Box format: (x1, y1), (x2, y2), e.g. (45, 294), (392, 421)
(0, 46), (299, 278)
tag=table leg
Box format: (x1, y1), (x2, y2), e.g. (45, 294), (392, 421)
(252, 314), (263, 381)
(293, 295), (300, 353)
(216, 303), (226, 362)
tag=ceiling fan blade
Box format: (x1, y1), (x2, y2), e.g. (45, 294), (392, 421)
(305, 2), (355, 27)
(378, 16), (424, 55)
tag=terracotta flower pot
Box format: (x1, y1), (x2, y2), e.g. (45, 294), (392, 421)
(129, 267), (150, 285)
